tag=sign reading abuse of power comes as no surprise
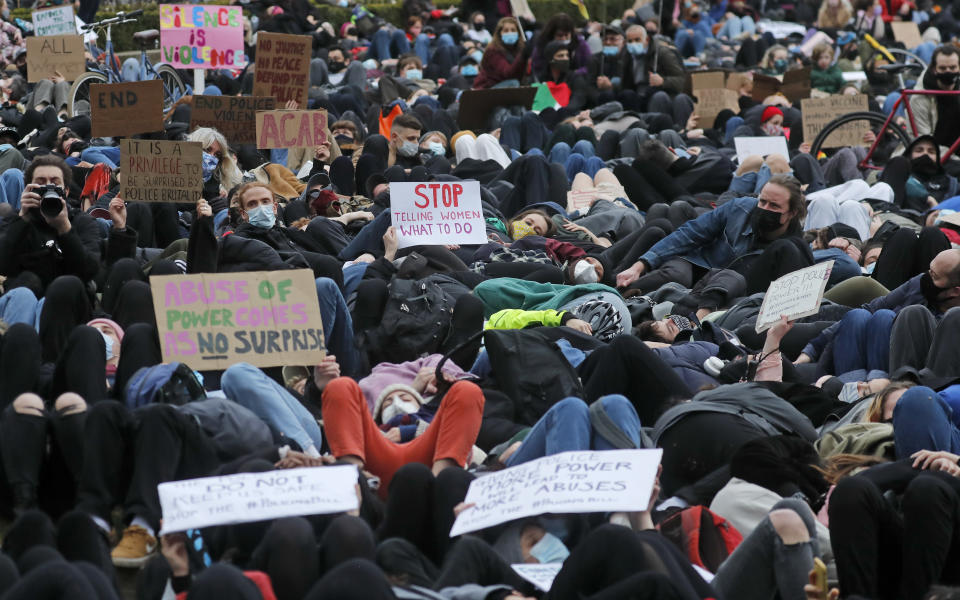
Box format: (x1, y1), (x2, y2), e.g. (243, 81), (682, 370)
(159, 4), (245, 69)
(150, 269), (325, 370)
(390, 181), (487, 248)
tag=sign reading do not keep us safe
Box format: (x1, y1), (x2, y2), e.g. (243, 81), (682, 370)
(390, 181), (487, 248)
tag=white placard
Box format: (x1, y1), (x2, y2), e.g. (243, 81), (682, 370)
(390, 180), (487, 248)
(512, 563), (563, 591)
(158, 466), (359, 534)
(32, 6), (77, 36)
(450, 449), (662, 537)
(755, 261), (834, 333)
(734, 136), (790, 163)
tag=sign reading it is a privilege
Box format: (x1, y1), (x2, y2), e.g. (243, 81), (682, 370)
(801, 95), (869, 148)
(158, 466), (359, 534)
(91, 80), (164, 137)
(755, 261), (834, 333)
(449, 449), (662, 537)
(32, 5), (77, 36)
(119, 139), (203, 203)
(191, 95), (276, 146)
(252, 32), (311, 106)
(150, 269), (325, 370)
(255, 109), (328, 149)
(25, 35), (85, 82)
(159, 4), (245, 69)
(390, 181), (487, 248)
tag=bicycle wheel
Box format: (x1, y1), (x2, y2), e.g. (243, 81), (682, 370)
(67, 71), (107, 118)
(811, 111), (911, 168)
(154, 64), (187, 112)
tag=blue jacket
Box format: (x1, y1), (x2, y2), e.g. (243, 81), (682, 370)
(641, 197), (764, 270)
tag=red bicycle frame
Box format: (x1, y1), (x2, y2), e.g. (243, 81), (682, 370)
(861, 88), (960, 169)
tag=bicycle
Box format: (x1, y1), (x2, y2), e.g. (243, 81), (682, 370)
(66, 9), (187, 118)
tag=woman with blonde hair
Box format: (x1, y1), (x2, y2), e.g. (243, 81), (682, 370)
(187, 127), (243, 192)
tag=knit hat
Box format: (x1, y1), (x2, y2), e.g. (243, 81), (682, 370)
(449, 130), (476, 150)
(310, 189), (340, 216)
(87, 317), (124, 342)
(761, 106), (783, 123)
(373, 384), (424, 423)
(511, 219), (537, 240)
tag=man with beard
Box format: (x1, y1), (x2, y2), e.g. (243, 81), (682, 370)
(880, 135), (959, 212)
(913, 45), (960, 162)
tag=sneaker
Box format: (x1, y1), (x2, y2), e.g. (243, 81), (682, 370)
(111, 525), (157, 568)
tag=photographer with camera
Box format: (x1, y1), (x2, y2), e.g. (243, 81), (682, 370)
(0, 155), (100, 292)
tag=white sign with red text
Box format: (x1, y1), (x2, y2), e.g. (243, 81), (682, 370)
(390, 181), (487, 248)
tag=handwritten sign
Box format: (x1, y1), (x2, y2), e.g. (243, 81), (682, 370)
(690, 70), (726, 90)
(390, 181), (487, 248)
(159, 4), (245, 69)
(449, 449), (662, 537)
(25, 35), (85, 82)
(512, 564), (562, 591)
(566, 184), (627, 212)
(252, 32), (311, 106)
(119, 139), (203, 203)
(755, 261), (834, 333)
(255, 109), (328, 149)
(90, 80), (164, 137)
(734, 136), (789, 163)
(801, 95), (869, 148)
(32, 5), (77, 36)
(892, 21), (922, 49)
(150, 269), (325, 370)
(158, 466), (359, 534)
(694, 88), (740, 129)
(191, 95), (276, 146)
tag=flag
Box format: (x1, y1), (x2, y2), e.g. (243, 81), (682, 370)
(570, 0), (589, 20)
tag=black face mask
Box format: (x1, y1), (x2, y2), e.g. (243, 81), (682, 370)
(328, 60), (346, 73)
(911, 154), (939, 176)
(474, 22), (486, 30)
(920, 271), (953, 306)
(936, 71), (959, 87)
(550, 59), (570, 75)
(335, 134), (354, 146)
(750, 206), (784, 233)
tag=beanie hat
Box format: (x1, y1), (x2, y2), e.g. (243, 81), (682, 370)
(87, 318), (124, 345)
(544, 40), (569, 62)
(450, 130), (476, 150)
(511, 219), (537, 240)
(761, 106), (783, 123)
(373, 384), (424, 423)
(310, 189), (340, 216)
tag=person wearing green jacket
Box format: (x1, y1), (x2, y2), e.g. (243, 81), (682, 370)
(811, 43), (845, 94)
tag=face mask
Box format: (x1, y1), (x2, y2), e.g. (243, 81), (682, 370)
(668, 314), (695, 332)
(428, 141), (445, 156)
(101, 331), (114, 361)
(405, 68), (422, 80)
(773, 58), (788, 73)
(550, 59), (570, 74)
(529, 532), (569, 564)
(750, 206), (785, 233)
(462, 64), (479, 76)
(328, 60), (345, 73)
(911, 154), (939, 176)
(864, 261), (877, 275)
(474, 21), (486, 31)
(501, 32), (519, 45)
(920, 271), (953, 306)
(838, 381), (861, 404)
(936, 71), (959, 87)
(246, 203), (276, 229)
(873, 4), (882, 14)
(363, 58), (378, 70)
(573, 260), (599, 283)
(335, 133), (354, 146)
(511, 219), (537, 240)
(762, 122), (784, 136)
(398, 140), (419, 157)
(381, 394), (420, 423)
(471, 50), (484, 63)
(627, 42), (647, 55)
(202, 152), (219, 183)
(602, 45), (619, 56)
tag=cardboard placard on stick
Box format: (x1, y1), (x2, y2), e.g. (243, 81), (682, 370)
(892, 21), (923, 50)
(91, 80), (165, 138)
(150, 269), (326, 370)
(694, 88), (740, 129)
(457, 87), (537, 131)
(751, 67), (811, 103)
(32, 5), (77, 36)
(26, 35), (85, 83)
(119, 139), (203, 204)
(801, 95), (870, 148)
(191, 95), (276, 146)
(255, 109), (328, 149)
(252, 32), (311, 106)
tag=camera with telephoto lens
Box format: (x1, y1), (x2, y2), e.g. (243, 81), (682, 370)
(38, 184), (65, 219)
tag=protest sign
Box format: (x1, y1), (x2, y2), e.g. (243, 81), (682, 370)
(694, 88), (740, 129)
(32, 5), (77, 36)
(150, 269), (325, 370)
(119, 139), (203, 204)
(390, 181), (487, 248)
(892, 21), (923, 49)
(159, 4), (245, 69)
(159, 466), (359, 534)
(512, 564), (563, 592)
(191, 95), (276, 146)
(566, 183), (627, 212)
(449, 449), (662, 537)
(252, 32), (311, 106)
(734, 136), (789, 163)
(255, 109), (328, 149)
(755, 261), (834, 333)
(690, 69), (726, 91)
(25, 35), (85, 83)
(751, 67), (811, 103)
(90, 80), (164, 137)
(457, 87), (537, 131)
(801, 95), (869, 148)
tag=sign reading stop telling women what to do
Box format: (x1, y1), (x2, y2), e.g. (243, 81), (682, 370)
(119, 139), (203, 203)
(449, 449), (663, 537)
(755, 261), (834, 333)
(159, 4), (245, 69)
(390, 181), (487, 248)
(150, 269), (326, 370)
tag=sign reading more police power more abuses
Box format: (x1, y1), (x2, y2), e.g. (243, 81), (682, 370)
(150, 269), (325, 370)
(390, 181), (487, 248)
(119, 139), (203, 203)
(755, 261), (834, 333)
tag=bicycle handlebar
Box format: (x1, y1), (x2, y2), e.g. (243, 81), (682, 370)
(81, 9), (144, 31)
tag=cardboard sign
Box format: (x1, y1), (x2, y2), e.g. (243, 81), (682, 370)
(158, 466), (359, 534)
(390, 181), (487, 248)
(25, 35), (85, 83)
(32, 5), (77, 36)
(801, 95), (869, 148)
(159, 4), (245, 69)
(694, 88), (740, 129)
(566, 184), (627, 212)
(752, 67), (811, 103)
(734, 136), (789, 163)
(119, 139), (203, 203)
(255, 109), (328, 149)
(252, 32), (311, 106)
(457, 87), (538, 131)
(755, 261), (834, 333)
(90, 80), (164, 137)
(512, 564), (562, 592)
(150, 269), (326, 370)
(690, 69), (726, 91)
(449, 449), (662, 537)
(191, 95), (276, 146)
(892, 21), (923, 49)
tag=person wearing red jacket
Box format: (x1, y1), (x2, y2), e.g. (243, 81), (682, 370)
(473, 17), (529, 89)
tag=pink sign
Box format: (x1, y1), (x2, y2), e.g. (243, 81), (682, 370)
(159, 4), (245, 69)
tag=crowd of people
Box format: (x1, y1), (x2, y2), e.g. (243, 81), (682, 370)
(1, 0), (960, 597)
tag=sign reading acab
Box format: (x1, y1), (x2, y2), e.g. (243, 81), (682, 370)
(255, 109), (328, 149)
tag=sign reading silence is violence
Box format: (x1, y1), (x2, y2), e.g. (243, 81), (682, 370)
(159, 4), (245, 69)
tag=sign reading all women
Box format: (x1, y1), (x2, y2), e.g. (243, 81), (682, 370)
(160, 4), (246, 69)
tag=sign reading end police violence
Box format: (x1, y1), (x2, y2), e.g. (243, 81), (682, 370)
(390, 181), (486, 248)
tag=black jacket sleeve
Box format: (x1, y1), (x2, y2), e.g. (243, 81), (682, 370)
(59, 213), (101, 283)
(187, 215), (219, 274)
(0, 216), (30, 276)
(105, 226), (138, 267)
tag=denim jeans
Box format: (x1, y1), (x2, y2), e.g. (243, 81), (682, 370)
(893, 386), (960, 459)
(221, 362), (323, 452)
(81, 146), (121, 169)
(337, 209), (392, 261)
(831, 308), (895, 376)
(370, 29), (410, 60)
(675, 29), (706, 57)
(413, 32), (431, 65)
(0, 168), (23, 211)
(315, 277), (361, 378)
(0, 287), (40, 327)
(730, 163), (789, 195)
(724, 116), (744, 145)
(548, 140), (596, 164)
(883, 91), (905, 118)
(564, 154), (605, 182)
(717, 15), (756, 39)
(505, 396), (643, 466)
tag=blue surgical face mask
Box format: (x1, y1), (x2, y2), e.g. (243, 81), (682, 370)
(201, 152), (219, 182)
(838, 381), (861, 404)
(462, 64), (479, 76)
(405, 68), (422, 80)
(627, 42), (647, 56)
(471, 50), (484, 63)
(101, 331), (114, 361)
(864, 261), (877, 275)
(774, 58), (788, 73)
(363, 58), (378, 70)
(428, 141), (445, 156)
(246, 203), (276, 229)
(603, 45), (620, 56)
(501, 32), (519, 45)
(529, 532), (569, 564)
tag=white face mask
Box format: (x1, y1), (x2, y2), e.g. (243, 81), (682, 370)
(381, 394), (420, 423)
(573, 260), (599, 284)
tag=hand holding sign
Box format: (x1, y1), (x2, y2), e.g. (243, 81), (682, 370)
(755, 261), (834, 333)
(390, 181), (487, 248)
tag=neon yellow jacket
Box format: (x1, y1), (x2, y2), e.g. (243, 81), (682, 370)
(485, 308), (569, 330)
